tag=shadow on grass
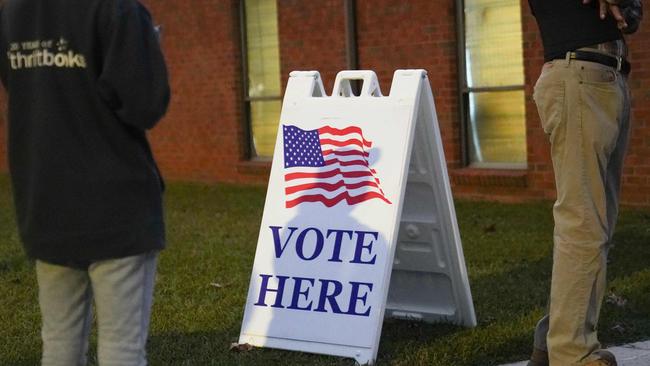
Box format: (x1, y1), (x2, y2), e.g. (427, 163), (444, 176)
(148, 331), (357, 366)
(371, 257), (551, 366)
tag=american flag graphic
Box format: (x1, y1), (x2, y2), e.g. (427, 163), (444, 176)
(282, 124), (392, 208)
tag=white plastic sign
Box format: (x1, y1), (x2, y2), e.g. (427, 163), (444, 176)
(239, 70), (475, 365)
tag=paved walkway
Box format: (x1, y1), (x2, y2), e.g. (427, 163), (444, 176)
(500, 341), (650, 366)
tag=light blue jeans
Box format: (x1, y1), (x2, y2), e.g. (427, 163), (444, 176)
(36, 252), (158, 366)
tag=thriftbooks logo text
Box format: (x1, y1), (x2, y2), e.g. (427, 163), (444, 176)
(7, 38), (87, 70)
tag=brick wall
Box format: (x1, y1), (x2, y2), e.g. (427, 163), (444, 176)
(623, 18), (650, 205)
(139, 0), (263, 184)
(0, 0), (648, 206)
(278, 0), (347, 95)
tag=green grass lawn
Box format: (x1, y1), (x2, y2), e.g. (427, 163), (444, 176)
(1, 174), (649, 366)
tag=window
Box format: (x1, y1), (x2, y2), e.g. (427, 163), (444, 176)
(242, 0), (282, 159)
(459, 0), (527, 168)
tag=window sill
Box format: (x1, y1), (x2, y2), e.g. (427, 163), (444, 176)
(237, 160), (272, 176)
(450, 168), (528, 188)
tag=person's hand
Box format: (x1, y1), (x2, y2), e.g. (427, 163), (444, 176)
(583, 0), (628, 29)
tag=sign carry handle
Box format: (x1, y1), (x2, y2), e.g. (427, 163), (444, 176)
(332, 70), (383, 98)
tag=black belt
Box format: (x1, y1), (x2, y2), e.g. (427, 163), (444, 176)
(562, 50), (631, 75)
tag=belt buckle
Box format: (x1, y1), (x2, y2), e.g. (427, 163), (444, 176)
(566, 51), (575, 62)
(616, 56), (622, 72)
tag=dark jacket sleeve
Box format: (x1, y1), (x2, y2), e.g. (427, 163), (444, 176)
(97, 0), (170, 130)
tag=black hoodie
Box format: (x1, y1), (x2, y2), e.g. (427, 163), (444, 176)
(0, 0), (170, 266)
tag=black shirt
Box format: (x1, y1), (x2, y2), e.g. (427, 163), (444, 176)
(528, 0), (623, 61)
(0, 0), (170, 266)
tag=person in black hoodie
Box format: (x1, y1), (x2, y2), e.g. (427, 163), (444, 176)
(526, 1), (641, 366)
(0, 0), (170, 364)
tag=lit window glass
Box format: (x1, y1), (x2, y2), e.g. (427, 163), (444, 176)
(250, 100), (282, 157)
(245, 0), (281, 158)
(464, 0), (527, 168)
(468, 90), (527, 164)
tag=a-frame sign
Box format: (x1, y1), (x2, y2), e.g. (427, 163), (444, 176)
(239, 70), (476, 365)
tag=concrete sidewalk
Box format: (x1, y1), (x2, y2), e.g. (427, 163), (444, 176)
(500, 341), (650, 366)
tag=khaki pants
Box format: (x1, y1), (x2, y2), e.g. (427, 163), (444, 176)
(532, 58), (631, 366)
(37, 252), (158, 366)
